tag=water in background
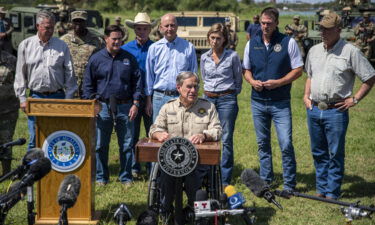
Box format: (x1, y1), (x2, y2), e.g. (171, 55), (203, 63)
(279, 10), (316, 16)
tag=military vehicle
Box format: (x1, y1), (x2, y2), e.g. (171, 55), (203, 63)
(303, 1), (375, 63)
(6, 5), (108, 53)
(170, 11), (239, 56)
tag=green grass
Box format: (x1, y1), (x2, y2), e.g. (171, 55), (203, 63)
(1, 13), (375, 225)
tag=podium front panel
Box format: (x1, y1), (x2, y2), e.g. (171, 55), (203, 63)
(136, 138), (221, 165)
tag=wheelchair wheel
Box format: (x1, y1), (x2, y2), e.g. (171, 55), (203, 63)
(148, 163), (160, 209)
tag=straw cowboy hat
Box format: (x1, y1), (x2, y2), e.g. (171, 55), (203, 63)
(125, 12), (158, 29)
(0, 7), (8, 14)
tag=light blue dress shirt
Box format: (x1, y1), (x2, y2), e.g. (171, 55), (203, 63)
(145, 37), (198, 96)
(200, 49), (242, 94)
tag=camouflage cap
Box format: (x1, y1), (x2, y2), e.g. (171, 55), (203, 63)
(363, 12), (370, 18)
(293, 15), (300, 20)
(115, 16), (121, 21)
(0, 7), (7, 14)
(71, 10), (87, 21)
(319, 12), (341, 28)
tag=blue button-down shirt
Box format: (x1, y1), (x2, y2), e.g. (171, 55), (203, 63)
(121, 39), (153, 83)
(82, 48), (142, 101)
(145, 37), (198, 96)
(200, 49), (243, 94)
(246, 23), (261, 38)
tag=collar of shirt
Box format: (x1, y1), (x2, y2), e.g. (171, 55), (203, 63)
(324, 39), (344, 53)
(160, 36), (179, 46)
(176, 97), (199, 110)
(206, 48), (230, 64)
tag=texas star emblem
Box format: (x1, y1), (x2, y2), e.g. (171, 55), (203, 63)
(274, 44), (282, 52)
(158, 137), (198, 177)
(42, 130), (86, 172)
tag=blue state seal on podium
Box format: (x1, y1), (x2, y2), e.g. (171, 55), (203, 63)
(42, 130), (86, 172)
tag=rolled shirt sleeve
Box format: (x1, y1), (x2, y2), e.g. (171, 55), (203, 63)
(63, 45), (78, 99)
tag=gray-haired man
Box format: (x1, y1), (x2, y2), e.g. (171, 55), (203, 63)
(304, 12), (375, 199)
(14, 10), (77, 150)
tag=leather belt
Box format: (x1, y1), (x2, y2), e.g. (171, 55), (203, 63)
(30, 89), (63, 96)
(312, 100), (343, 110)
(154, 89), (179, 96)
(204, 90), (235, 98)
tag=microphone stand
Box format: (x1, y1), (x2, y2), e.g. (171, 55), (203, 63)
(58, 204), (68, 225)
(275, 190), (375, 222)
(27, 186), (35, 225)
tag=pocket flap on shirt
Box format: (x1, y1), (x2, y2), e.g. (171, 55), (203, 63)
(194, 117), (209, 124)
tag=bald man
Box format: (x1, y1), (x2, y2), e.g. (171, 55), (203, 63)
(145, 14), (198, 121)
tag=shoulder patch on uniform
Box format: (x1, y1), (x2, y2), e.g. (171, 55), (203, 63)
(167, 99), (177, 103)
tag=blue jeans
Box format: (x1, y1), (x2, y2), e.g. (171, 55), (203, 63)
(131, 98), (153, 174)
(96, 102), (134, 183)
(27, 91), (65, 150)
(307, 106), (348, 199)
(205, 93), (238, 186)
(251, 99), (296, 190)
(152, 91), (179, 122)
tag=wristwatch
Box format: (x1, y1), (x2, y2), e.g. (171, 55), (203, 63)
(133, 102), (140, 108)
(352, 97), (359, 105)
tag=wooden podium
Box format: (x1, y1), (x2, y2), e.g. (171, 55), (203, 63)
(26, 98), (99, 225)
(136, 138), (221, 165)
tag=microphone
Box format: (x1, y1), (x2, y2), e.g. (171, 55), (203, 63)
(224, 185), (246, 209)
(22, 148), (45, 166)
(0, 138), (26, 149)
(57, 175), (81, 225)
(240, 169), (283, 210)
(194, 189), (211, 214)
(109, 95), (117, 125)
(57, 175), (81, 209)
(19, 157), (51, 187)
(114, 203), (132, 225)
(136, 209), (158, 225)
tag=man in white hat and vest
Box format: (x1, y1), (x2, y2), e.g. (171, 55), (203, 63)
(121, 12), (156, 178)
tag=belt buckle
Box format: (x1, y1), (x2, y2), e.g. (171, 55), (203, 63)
(318, 102), (328, 110)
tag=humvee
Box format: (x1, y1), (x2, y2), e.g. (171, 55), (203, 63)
(6, 5), (108, 53)
(170, 11), (239, 55)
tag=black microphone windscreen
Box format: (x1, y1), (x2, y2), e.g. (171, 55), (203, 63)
(18, 138), (26, 145)
(57, 174), (81, 208)
(195, 189), (208, 201)
(241, 169), (269, 197)
(109, 95), (117, 115)
(136, 209), (158, 225)
(22, 148), (45, 165)
(28, 157), (52, 181)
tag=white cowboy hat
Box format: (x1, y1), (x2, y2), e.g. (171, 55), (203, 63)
(125, 12), (158, 29)
(0, 7), (7, 14)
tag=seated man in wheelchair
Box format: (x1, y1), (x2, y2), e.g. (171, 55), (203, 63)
(149, 71), (222, 224)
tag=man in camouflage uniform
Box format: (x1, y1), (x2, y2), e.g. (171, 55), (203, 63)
(0, 7), (14, 54)
(114, 16), (129, 43)
(0, 49), (19, 175)
(354, 12), (375, 59)
(55, 10), (71, 37)
(61, 10), (105, 97)
(285, 15), (307, 57)
(225, 20), (238, 51)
